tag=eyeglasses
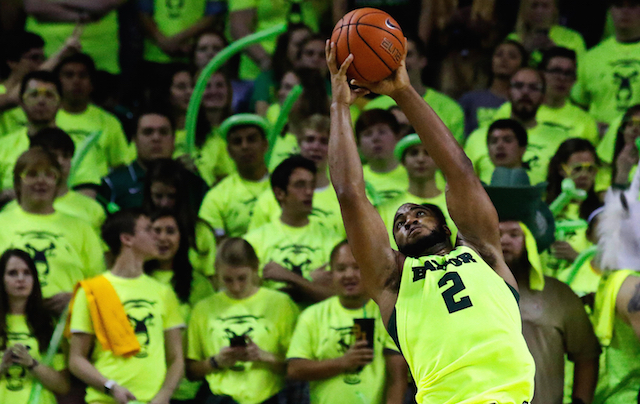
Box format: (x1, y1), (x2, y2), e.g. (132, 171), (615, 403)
(22, 87), (60, 105)
(563, 162), (598, 177)
(545, 68), (576, 79)
(19, 169), (59, 184)
(510, 81), (544, 92)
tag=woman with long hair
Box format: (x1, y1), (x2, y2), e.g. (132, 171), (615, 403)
(611, 105), (640, 188)
(0, 249), (69, 403)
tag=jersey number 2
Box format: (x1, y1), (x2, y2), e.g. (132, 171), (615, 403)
(438, 272), (473, 313)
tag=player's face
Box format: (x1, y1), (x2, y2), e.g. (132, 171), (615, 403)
(543, 57), (576, 99)
(278, 72), (300, 104)
(202, 72), (229, 109)
(4, 256), (34, 300)
(59, 62), (92, 104)
(169, 71), (193, 112)
(488, 128), (525, 169)
(218, 264), (256, 299)
(134, 114), (175, 162)
(492, 43), (523, 78)
(562, 150), (597, 191)
(331, 244), (365, 298)
(226, 126), (268, 169)
(130, 216), (159, 259)
(278, 168), (315, 216)
(499, 221), (525, 267)
(297, 39), (327, 73)
(194, 33), (226, 69)
(611, 1), (640, 31)
(298, 129), (329, 167)
(21, 80), (60, 125)
(526, 0), (556, 29)
(150, 181), (177, 209)
(358, 123), (398, 161)
(393, 204), (448, 257)
(287, 28), (311, 63)
(152, 216), (180, 262)
(510, 69), (544, 122)
(18, 163), (59, 207)
(403, 145), (437, 180)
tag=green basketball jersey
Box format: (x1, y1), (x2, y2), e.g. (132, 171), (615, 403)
(393, 246), (535, 403)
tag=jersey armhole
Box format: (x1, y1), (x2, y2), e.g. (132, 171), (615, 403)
(386, 308), (402, 354)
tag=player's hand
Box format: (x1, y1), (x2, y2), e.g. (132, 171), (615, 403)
(111, 384), (137, 404)
(43, 292), (73, 315)
(340, 340), (374, 372)
(216, 346), (247, 367)
(326, 40), (370, 106)
(349, 37), (411, 99)
(263, 261), (297, 283)
(550, 241), (578, 262)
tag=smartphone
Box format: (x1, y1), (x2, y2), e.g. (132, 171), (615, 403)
(353, 318), (375, 349)
(229, 335), (247, 347)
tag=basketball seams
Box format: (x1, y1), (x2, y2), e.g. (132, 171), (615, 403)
(344, 22), (404, 45)
(354, 24), (393, 79)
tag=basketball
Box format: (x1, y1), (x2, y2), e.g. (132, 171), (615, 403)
(330, 8), (405, 83)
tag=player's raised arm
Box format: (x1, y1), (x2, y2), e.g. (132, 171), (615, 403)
(352, 43), (516, 289)
(326, 42), (401, 308)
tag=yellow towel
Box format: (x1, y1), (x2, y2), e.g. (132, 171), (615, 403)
(593, 270), (635, 347)
(519, 222), (545, 291)
(65, 275), (140, 357)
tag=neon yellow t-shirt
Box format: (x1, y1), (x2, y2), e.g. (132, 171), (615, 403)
(0, 208), (105, 298)
(174, 129), (235, 186)
(394, 246), (535, 403)
(465, 121), (572, 184)
(286, 297), (398, 404)
(572, 37), (640, 125)
(0, 128), (29, 190)
(56, 105), (130, 187)
(3, 190), (106, 236)
(376, 190), (457, 247)
(247, 184), (345, 237)
(362, 164), (409, 206)
(0, 79), (27, 138)
(191, 221), (217, 277)
(26, 12), (120, 74)
(508, 25), (587, 66)
(244, 219), (341, 291)
(229, 0), (319, 80)
(364, 89), (466, 143)
(70, 272), (184, 403)
(198, 172), (270, 238)
(0, 314), (65, 404)
(596, 113), (623, 164)
(187, 288), (299, 404)
(268, 133), (300, 172)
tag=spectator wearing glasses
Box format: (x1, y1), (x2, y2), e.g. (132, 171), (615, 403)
(465, 67), (572, 184)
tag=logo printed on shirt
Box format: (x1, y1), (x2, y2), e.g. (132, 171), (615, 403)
(412, 252), (476, 282)
(331, 326), (364, 384)
(166, 0), (185, 18)
(5, 332), (32, 391)
(211, 315), (269, 371)
(15, 231), (62, 287)
(610, 60), (640, 112)
(124, 299), (158, 358)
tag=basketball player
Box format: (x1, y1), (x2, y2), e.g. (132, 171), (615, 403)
(326, 40), (535, 403)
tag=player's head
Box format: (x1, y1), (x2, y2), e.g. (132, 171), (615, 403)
(492, 40), (527, 80)
(55, 53), (96, 105)
(134, 110), (175, 163)
(102, 208), (158, 260)
(29, 127), (75, 181)
(540, 47), (576, 100)
(20, 70), (61, 126)
(355, 109), (401, 162)
(330, 240), (366, 299)
(498, 221), (528, 269)
(293, 114), (330, 168)
(271, 155), (316, 216)
(487, 119), (527, 169)
(509, 67), (545, 122)
(393, 203), (451, 257)
(13, 147), (62, 206)
(215, 238), (259, 299)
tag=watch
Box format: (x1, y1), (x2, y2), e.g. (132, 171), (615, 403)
(104, 379), (117, 396)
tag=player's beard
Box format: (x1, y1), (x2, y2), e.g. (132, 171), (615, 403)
(398, 226), (448, 258)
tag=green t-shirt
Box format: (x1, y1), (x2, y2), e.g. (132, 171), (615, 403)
(572, 37), (640, 125)
(362, 164), (409, 206)
(286, 297), (399, 404)
(376, 190), (457, 247)
(198, 172), (270, 238)
(465, 121), (572, 184)
(187, 288), (299, 404)
(0, 128), (28, 190)
(228, 0), (319, 80)
(56, 105), (130, 187)
(364, 89), (465, 143)
(69, 272), (184, 404)
(26, 12), (120, 74)
(244, 219), (341, 291)
(174, 128), (235, 186)
(0, 208), (105, 298)
(508, 25), (586, 67)
(247, 184), (345, 237)
(0, 314), (65, 404)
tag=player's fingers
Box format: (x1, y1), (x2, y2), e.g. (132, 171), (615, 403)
(350, 78), (372, 90)
(338, 54), (354, 76)
(326, 41), (339, 74)
(353, 87), (370, 97)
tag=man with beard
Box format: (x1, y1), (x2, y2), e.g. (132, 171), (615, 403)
(465, 67), (572, 184)
(326, 42), (535, 403)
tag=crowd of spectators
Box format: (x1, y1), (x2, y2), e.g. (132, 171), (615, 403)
(0, 0), (639, 403)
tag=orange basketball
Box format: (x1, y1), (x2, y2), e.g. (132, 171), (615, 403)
(330, 8), (405, 83)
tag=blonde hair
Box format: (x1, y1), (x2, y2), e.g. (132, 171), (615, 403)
(13, 148), (62, 203)
(215, 238), (260, 271)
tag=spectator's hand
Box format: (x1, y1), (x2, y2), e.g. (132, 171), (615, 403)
(326, 40), (370, 106)
(340, 340), (374, 372)
(551, 241), (579, 262)
(59, 24), (84, 58)
(111, 384), (137, 404)
(0, 349), (13, 375)
(263, 262), (297, 283)
(43, 292), (73, 315)
(310, 264), (331, 285)
(9, 344), (34, 368)
(216, 346), (247, 368)
(244, 337), (277, 363)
